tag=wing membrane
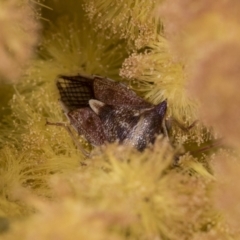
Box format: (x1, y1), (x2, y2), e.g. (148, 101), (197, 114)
(56, 75), (95, 111)
(93, 77), (151, 107)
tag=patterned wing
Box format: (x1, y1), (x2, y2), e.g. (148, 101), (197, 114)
(93, 76), (152, 107)
(56, 75), (95, 112)
(67, 108), (106, 146)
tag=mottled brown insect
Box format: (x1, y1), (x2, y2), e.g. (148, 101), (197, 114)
(56, 74), (169, 151)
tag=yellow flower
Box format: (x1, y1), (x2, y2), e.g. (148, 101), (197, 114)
(0, 0), (39, 83)
(83, 0), (161, 49)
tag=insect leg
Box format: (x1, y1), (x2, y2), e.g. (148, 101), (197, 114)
(162, 119), (169, 140)
(189, 138), (223, 155)
(46, 120), (90, 157)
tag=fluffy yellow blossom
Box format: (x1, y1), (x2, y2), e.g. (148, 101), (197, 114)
(120, 36), (207, 145)
(120, 36), (197, 121)
(2, 139), (221, 240)
(159, 0), (240, 147)
(190, 42), (240, 148)
(0, 0), (40, 83)
(158, 0), (240, 237)
(83, 0), (161, 49)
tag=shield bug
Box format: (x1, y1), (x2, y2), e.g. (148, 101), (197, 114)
(54, 74), (170, 153)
